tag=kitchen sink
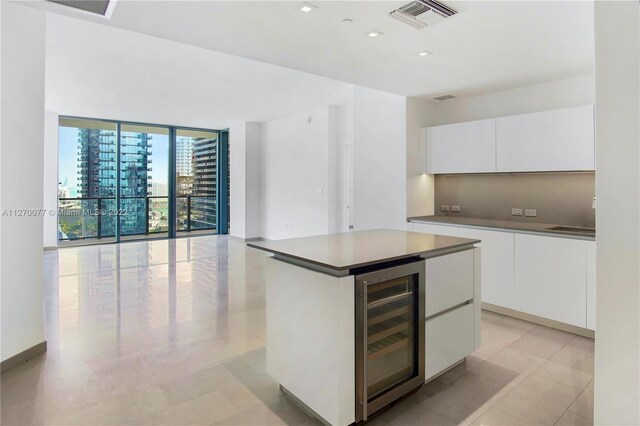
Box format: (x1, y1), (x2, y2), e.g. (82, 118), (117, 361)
(546, 226), (596, 235)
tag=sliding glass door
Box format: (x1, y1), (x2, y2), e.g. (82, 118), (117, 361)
(176, 129), (218, 234)
(119, 124), (170, 240)
(58, 118), (117, 243)
(58, 117), (228, 245)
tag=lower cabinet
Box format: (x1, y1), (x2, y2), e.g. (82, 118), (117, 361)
(411, 220), (596, 331)
(424, 247), (480, 381)
(425, 249), (474, 317)
(413, 223), (459, 237)
(426, 303), (475, 380)
(457, 228), (515, 309)
(514, 234), (587, 328)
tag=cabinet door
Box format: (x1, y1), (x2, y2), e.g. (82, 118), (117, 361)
(413, 223), (459, 237)
(586, 241), (596, 330)
(457, 228), (515, 309)
(426, 303), (474, 380)
(496, 105), (594, 172)
(514, 234), (587, 327)
(424, 119), (496, 174)
(425, 249), (474, 317)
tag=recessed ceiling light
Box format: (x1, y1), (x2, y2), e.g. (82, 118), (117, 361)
(417, 51), (432, 57)
(367, 30), (383, 38)
(297, 3), (317, 13)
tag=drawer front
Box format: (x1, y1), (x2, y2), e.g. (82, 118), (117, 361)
(425, 249), (474, 317)
(426, 303), (474, 380)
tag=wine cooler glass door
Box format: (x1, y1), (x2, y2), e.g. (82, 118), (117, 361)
(356, 260), (425, 421)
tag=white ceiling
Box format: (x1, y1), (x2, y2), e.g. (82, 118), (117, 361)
(44, 11), (354, 129)
(36, 0), (595, 99)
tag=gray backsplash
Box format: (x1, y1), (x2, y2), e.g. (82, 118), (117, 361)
(434, 172), (596, 227)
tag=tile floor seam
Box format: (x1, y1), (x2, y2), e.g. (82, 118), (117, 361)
(462, 350), (544, 425)
(565, 378), (594, 420)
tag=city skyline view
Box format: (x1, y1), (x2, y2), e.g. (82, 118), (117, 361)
(57, 118), (221, 242)
(58, 126), (170, 198)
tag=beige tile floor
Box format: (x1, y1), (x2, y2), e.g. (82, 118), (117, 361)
(1, 236), (594, 426)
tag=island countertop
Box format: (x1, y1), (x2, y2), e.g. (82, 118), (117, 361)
(247, 229), (479, 274)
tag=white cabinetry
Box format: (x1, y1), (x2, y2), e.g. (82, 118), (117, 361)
(514, 234), (587, 327)
(424, 119), (496, 174)
(586, 241), (596, 330)
(496, 105), (595, 172)
(424, 247), (481, 381)
(457, 228), (515, 309)
(426, 304), (474, 380)
(425, 249), (474, 317)
(413, 223), (458, 237)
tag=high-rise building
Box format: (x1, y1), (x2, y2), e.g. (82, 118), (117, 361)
(77, 129), (152, 236)
(176, 136), (193, 177)
(191, 136), (217, 229)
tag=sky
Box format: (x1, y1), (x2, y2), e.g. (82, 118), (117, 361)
(59, 127), (169, 197)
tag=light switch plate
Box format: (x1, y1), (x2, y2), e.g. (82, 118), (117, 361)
(525, 209), (537, 217)
(511, 208), (523, 216)
(451, 205), (461, 212)
(441, 205), (450, 212)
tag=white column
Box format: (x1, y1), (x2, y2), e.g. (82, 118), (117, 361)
(229, 121), (261, 239)
(353, 86), (407, 231)
(594, 1), (640, 424)
(43, 111), (60, 248)
(0, 2), (47, 362)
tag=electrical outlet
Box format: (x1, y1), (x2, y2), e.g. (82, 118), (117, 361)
(451, 205), (461, 212)
(511, 208), (523, 216)
(440, 205), (450, 212)
(525, 209), (537, 217)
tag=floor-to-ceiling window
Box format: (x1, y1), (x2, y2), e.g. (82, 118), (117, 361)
(175, 129), (218, 234)
(119, 124), (170, 240)
(58, 117), (228, 245)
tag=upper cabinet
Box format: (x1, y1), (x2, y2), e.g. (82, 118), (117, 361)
(423, 105), (595, 174)
(424, 119), (496, 174)
(496, 105), (595, 172)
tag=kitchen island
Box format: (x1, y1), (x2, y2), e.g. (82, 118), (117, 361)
(248, 229), (481, 425)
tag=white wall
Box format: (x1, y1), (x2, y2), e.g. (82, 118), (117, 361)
(0, 2), (47, 362)
(593, 2), (640, 424)
(229, 121), (262, 240)
(43, 111), (59, 248)
(353, 86), (407, 231)
(261, 107), (333, 240)
(406, 98), (440, 218)
(430, 74), (595, 125)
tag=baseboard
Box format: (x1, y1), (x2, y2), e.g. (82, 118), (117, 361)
(482, 303), (595, 339)
(1, 341), (47, 373)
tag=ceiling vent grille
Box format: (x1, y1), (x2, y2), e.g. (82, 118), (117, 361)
(48, 0), (116, 18)
(390, 0), (457, 29)
(434, 95), (456, 101)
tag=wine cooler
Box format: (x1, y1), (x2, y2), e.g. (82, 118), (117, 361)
(355, 258), (425, 422)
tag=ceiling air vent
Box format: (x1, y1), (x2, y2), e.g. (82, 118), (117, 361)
(48, 0), (117, 18)
(390, 0), (457, 29)
(434, 95), (456, 101)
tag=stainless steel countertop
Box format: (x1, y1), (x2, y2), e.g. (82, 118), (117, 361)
(247, 229), (479, 273)
(408, 216), (595, 240)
